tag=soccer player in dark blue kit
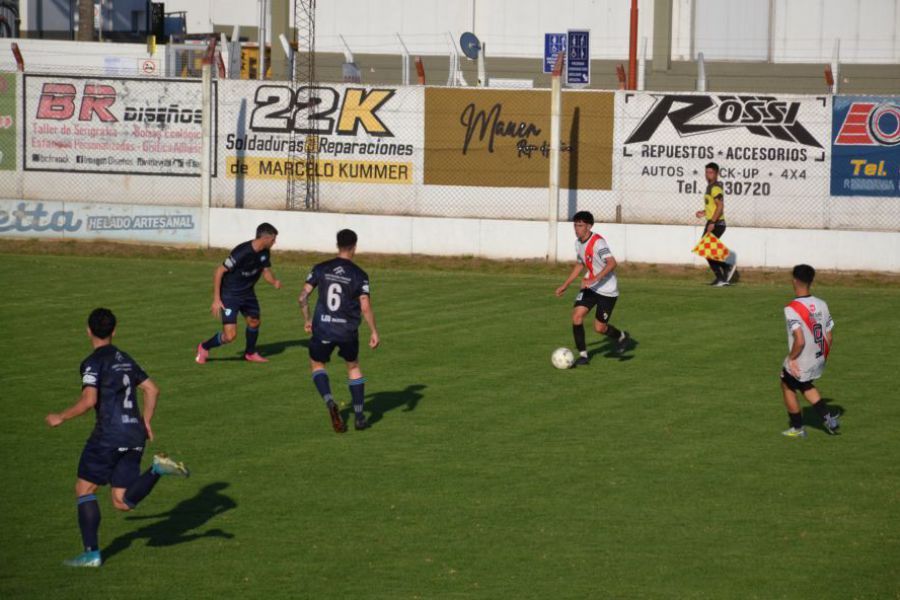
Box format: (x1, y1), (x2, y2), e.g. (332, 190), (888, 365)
(196, 222), (282, 364)
(45, 308), (190, 568)
(299, 229), (380, 433)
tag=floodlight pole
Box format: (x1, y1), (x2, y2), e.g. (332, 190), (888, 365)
(547, 51), (565, 263)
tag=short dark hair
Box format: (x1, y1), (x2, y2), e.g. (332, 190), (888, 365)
(792, 264), (816, 286)
(705, 162), (720, 173)
(88, 308), (116, 339)
(572, 211), (594, 225)
(337, 229), (358, 250)
(256, 222), (278, 238)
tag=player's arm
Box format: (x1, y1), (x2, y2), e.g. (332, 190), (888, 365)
(787, 327), (805, 376)
(555, 263), (584, 296)
(582, 255), (617, 289)
(211, 264), (227, 316)
(360, 294), (380, 349)
(138, 378), (159, 442)
(262, 267), (282, 289)
(45, 386), (98, 428)
(298, 282), (315, 334)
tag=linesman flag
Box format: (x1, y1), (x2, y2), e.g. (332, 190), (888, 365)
(692, 233), (730, 261)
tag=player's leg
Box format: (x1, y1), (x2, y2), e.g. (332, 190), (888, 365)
(242, 297), (267, 362)
(780, 371), (807, 437)
(571, 301), (592, 366)
(67, 478), (103, 567)
(309, 339), (345, 433)
(711, 222), (733, 285)
(111, 449), (190, 512)
(802, 385), (841, 434)
(341, 336), (367, 430)
(701, 222), (723, 284)
(66, 443), (110, 567)
(196, 298), (239, 363)
(592, 295), (629, 353)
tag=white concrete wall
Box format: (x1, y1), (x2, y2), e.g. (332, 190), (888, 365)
(674, 0), (900, 63)
(164, 0), (898, 64)
(773, 0), (900, 64)
(692, 0), (770, 61)
(209, 208), (900, 272)
(166, 0), (657, 59)
(0, 39), (162, 76)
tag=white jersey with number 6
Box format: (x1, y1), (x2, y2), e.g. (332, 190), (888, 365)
(783, 295), (834, 382)
(575, 233), (619, 297)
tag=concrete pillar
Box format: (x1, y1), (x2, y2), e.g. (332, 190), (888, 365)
(270, 0), (291, 81)
(652, 0), (672, 72)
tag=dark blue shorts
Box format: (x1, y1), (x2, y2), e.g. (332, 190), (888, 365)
(77, 441), (144, 488)
(221, 293), (260, 324)
(309, 334), (359, 363)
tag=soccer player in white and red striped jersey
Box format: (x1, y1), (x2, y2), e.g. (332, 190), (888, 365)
(555, 211), (629, 366)
(780, 264), (842, 437)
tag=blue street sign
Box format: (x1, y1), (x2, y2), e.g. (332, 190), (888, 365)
(566, 29), (590, 86)
(543, 33), (567, 74)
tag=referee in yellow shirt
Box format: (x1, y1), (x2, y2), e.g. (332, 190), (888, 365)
(695, 162), (737, 286)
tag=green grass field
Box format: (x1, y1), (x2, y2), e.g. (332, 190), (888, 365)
(1, 246), (898, 599)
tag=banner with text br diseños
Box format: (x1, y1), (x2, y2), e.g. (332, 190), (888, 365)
(24, 74), (208, 177)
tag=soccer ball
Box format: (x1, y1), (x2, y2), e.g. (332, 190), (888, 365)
(551, 347), (575, 369)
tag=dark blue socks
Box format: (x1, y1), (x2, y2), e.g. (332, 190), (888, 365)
(313, 369), (335, 407)
(124, 468), (161, 508)
(201, 332), (222, 350)
(77, 494), (100, 552)
(245, 327), (259, 354)
(349, 377), (366, 419)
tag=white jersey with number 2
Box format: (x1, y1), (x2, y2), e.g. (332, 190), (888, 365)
(783, 295), (834, 382)
(575, 233), (619, 297)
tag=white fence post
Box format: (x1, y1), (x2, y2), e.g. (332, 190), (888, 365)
(638, 37), (647, 91)
(397, 33), (410, 86)
(831, 38), (841, 94)
(258, 0), (268, 80)
(696, 52), (706, 92)
(547, 52), (564, 262)
(201, 62), (213, 248)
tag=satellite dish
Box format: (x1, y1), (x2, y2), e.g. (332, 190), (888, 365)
(459, 32), (481, 60)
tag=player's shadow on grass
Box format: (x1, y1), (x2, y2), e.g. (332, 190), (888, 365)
(102, 482), (237, 563)
(802, 400), (846, 434)
(341, 384), (426, 427)
(208, 338), (308, 361)
(587, 335), (639, 362)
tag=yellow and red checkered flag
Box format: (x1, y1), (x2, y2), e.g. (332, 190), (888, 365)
(691, 233), (730, 261)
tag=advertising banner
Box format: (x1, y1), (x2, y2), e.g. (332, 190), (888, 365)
(0, 73), (15, 171)
(831, 96), (900, 197)
(0, 199), (201, 243)
(617, 92), (830, 203)
(424, 88), (614, 189)
(219, 81), (420, 186)
(23, 75), (210, 176)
